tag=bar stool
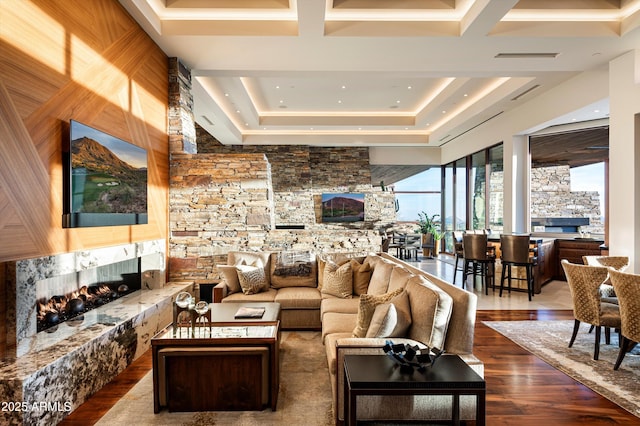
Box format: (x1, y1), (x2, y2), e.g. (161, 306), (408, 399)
(462, 233), (495, 295)
(499, 234), (536, 301)
(452, 231), (464, 285)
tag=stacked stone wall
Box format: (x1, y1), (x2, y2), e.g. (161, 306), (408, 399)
(169, 132), (396, 282)
(531, 165), (603, 233)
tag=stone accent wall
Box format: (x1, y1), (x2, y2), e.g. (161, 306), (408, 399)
(531, 165), (603, 233)
(168, 58), (197, 154)
(169, 127), (397, 283)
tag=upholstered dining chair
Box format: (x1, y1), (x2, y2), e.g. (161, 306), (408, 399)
(561, 260), (621, 360)
(462, 233), (495, 295)
(608, 269), (640, 370)
(499, 234), (536, 301)
(583, 255), (630, 303)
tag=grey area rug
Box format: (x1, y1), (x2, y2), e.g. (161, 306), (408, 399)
(484, 320), (640, 418)
(95, 331), (333, 426)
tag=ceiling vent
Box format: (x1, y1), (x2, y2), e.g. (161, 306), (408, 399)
(440, 111), (504, 146)
(495, 53), (559, 59)
(511, 84), (540, 101)
(201, 115), (214, 125)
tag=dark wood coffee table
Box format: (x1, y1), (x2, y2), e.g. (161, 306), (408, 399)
(152, 302), (281, 413)
(343, 354), (486, 426)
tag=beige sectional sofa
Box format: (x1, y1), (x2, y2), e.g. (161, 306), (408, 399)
(213, 250), (483, 424)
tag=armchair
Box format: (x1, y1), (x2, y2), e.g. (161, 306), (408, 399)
(608, 269), (640, 370)
(560, 260), (621, 360)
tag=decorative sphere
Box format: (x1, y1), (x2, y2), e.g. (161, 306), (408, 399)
(45, 311), (60, 325)
(194, 301), (209, 315)
(117, 284), (129, 293)
(67, 298), (85, 314)
(175, 292), (193, 308)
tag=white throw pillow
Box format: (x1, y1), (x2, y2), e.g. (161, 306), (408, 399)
(365, 290), (412, 338)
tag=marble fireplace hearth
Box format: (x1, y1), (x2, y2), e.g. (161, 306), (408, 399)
(0, 240), (192, 425)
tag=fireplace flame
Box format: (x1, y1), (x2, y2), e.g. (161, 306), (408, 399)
(36, 284), (113, 322)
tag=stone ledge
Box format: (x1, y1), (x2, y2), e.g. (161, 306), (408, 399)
(0, 281), (193, 426)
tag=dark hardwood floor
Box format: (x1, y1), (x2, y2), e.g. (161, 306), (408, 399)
(60, 308), (639, 425)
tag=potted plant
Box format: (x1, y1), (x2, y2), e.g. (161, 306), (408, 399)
(415, 212), (443, 257)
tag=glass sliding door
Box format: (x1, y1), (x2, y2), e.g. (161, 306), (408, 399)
(488, 144), (504, 234)
(443, 163), (454, 252)
(470, 151), (487, 231)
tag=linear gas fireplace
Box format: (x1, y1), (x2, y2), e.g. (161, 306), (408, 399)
(36, 258), (142, 332)
(0, 239), (194, 425)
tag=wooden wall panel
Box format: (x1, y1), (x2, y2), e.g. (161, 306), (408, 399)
(0, 0), (169, 262)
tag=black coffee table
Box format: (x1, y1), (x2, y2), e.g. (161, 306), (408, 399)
(343, 354), (485, 425)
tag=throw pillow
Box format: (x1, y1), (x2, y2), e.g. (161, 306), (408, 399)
(366, 290), (412, 338)
(270, 252), (317, 288)
(350, 259), (372, 296)
(321, 261), (353, 299)
(227, 251), (272, 286)
(236, 264), (269, 295)
(366, 259), (394, 295)
(352, 287), (403, 338)
(218, 264), (242, 294)
(405, 275), (453, 350)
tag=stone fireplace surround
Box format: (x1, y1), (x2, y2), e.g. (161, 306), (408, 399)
(0, 239), (192, 425)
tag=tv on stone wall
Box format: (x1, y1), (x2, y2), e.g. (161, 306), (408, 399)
(62, 120), (148, 228)
(321, 193), (365, 223)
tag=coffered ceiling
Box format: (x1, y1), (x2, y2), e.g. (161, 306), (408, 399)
(119, 0), (640, 147)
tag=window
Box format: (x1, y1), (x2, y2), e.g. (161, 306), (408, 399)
(470, 151), (486, 231)
(530, 127), (607, 236)
(393, 167), (441, 223)
(488, 144), (504, 234)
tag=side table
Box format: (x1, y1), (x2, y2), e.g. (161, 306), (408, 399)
(343, 354), (485, 425)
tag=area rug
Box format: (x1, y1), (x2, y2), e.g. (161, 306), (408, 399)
(484, 320), (640, 418)
(95, 331), (333, 426)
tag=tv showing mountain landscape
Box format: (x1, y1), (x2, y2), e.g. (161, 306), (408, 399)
(321, 193), (365, 223)
(63, 120), (148, 227)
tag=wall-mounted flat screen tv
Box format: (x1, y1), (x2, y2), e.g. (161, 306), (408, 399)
(321, 193), (365, 223)
(62, 120), (148, 228)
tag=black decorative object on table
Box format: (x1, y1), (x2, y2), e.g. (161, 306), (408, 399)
(383, 340), (445, 373)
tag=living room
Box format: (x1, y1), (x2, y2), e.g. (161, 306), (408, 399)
(1, 0), (639, 425)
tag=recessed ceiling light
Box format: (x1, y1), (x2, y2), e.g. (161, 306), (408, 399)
(224, 93), (229, 97)
(442, 110), (446, 114)
(338, 100), (342, 104)
(236, 110), (240, 113)
(463, 93), (468, 97)
(275, 85), (280, 89)
(594, 109), (600, 113)
(279, 100), (284, 103)
(341, 85), (346, 89)
(407, 86), (412, 90)
(396, 100), (401, 104)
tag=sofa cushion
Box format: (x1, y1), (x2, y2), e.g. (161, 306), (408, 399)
(322, 313), (357, 342)
(351, 259), (372, 296)
(405, 275), (453, 350)
(387, 266), (414, 293)
(321, 261), (353, 299)
(222, 288), (277, 303)
(227, 251), (272, 286)
(367, 259), (394, 295)
(320, 297), (360, 320)
(270, 252), (317, 288)
(236, 264), (269, 295)
(218, 264), (241, 294)
(365, 290), (412, 338)
(274, 287), (322, 310)
(352, 288), (404, 338)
